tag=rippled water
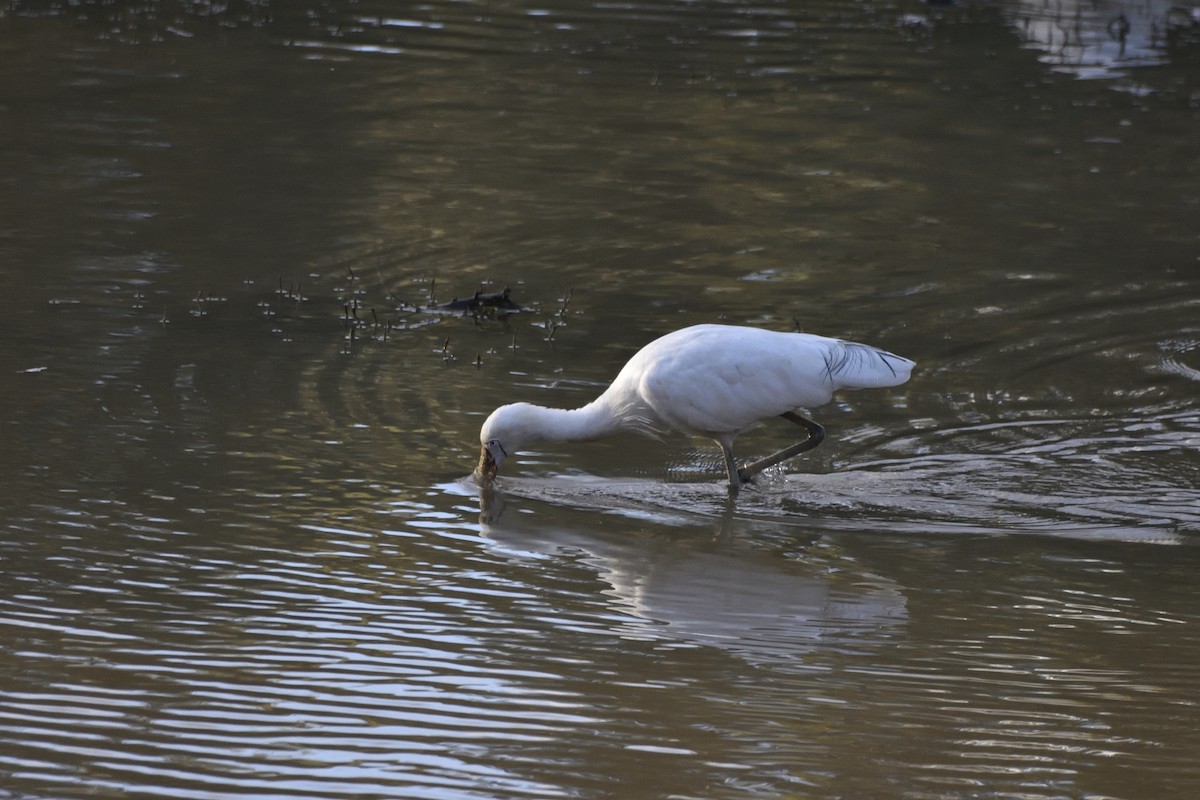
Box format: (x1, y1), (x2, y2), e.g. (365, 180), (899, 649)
(2, 0), (1199, 797)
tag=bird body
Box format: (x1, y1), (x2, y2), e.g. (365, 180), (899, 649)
(477, 323), (914, 493)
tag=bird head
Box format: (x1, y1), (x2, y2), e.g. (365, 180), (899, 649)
(475, 403), (538, 484)
(476, 438), (506, 483)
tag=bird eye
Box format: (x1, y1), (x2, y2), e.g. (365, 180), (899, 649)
(488, 439), (508, 458)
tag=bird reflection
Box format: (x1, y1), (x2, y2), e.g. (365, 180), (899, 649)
(477, 473), (741, 542)
(473, 476), (907, 665)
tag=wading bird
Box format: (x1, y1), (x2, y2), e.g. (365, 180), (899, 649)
(476, 323), (914, 495)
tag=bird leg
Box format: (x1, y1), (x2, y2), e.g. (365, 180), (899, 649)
(720, 442), (744, 496)
(736, 412), (826, 485)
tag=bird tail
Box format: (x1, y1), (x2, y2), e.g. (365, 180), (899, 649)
(823, 341), (914, 390)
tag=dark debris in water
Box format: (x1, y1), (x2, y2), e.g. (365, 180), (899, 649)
(334, 272), (575, 359)
(438, 287), (522, 314)
(92, 260), (572, 367)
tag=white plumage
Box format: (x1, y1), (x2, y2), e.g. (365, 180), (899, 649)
(476, 323), (914, 494)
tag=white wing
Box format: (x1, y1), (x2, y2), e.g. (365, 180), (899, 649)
(617, 325), (912, 438)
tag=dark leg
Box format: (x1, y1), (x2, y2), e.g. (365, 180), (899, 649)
(737, 412), (826, 484)
(720, 441), (743, 497)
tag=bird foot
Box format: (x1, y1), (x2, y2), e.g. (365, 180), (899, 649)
(727, 466), (757, 498)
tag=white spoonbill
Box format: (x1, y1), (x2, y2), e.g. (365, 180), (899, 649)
(476, 323), (914, 495)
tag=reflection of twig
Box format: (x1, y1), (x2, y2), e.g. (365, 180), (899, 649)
(1108, 13), (1130, 58)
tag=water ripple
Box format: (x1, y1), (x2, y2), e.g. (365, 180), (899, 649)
(0, 510), (613, 798)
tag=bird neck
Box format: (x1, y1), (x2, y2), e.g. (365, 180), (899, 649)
(530, 400), (622, 444)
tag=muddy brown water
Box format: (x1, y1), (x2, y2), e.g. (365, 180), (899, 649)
(2, 0), (1199, 797)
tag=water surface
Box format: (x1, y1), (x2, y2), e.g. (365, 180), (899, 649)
(2, 0), (1199, 797)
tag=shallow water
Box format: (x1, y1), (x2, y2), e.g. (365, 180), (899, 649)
(2, 0), (1199, 797)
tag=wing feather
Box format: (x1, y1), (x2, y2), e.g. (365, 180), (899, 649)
(605, 324), (914, 439)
